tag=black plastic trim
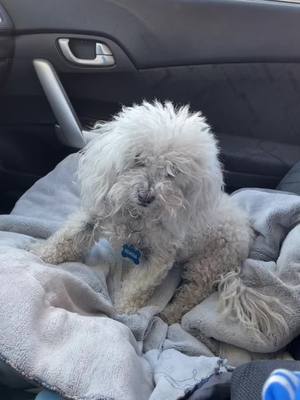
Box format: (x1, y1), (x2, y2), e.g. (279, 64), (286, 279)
(3, 0), (300, 68)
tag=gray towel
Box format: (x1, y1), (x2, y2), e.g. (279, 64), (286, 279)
(0, 154), (227, 400)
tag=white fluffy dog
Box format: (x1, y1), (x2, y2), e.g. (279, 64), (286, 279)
(33, 101), (252, 323)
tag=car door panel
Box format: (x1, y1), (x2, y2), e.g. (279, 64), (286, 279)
(3, 0), (300, 67)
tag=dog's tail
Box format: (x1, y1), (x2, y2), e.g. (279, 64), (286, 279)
(218, 270), (292, 338)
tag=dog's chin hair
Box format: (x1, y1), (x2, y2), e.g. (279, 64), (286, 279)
(93, 184), (219, 240)
(96, 197), (199, 242)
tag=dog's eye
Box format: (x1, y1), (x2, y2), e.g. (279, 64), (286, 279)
(166, 165), (178, 178)
(134, 154), (145, 167)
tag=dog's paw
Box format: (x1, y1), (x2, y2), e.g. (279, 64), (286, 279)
(115, 303), (139, 316)
(115, 295), (142, 315)
(159, 305), (181, 325)
(29, 242), (60, 265)
(38, 253), (60, 265)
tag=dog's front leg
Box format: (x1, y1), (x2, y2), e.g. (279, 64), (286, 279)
(160, 278), (210, 325)
(116, 253), (176, 314)
(31, 210), (96, 264)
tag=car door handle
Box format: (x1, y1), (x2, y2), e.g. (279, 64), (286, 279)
(33, 59), (86, 148)
(58, 38), (115, 67)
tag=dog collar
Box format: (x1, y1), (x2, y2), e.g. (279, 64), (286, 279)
(121, 244), (141, 265)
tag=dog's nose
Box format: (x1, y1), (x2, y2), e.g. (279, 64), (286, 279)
(137, 191), (155, 206)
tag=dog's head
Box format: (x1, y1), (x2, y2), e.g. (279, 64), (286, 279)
(79, 101), (223, 230)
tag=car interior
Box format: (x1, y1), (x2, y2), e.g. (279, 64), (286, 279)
(1, 0), (300, 398)
(2, 0), (300, 215)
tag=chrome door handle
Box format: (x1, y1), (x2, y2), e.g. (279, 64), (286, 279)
(58, 38), (115, 66)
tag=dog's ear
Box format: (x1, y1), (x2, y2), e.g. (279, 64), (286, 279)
(185, 141), (224, 230)
(78, 121), (119, 210)
(183, 163), (223, 235)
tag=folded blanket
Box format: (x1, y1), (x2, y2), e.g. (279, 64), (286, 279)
(183, 188), (300, 354)
(0, 155), (227, 400)
(1, 154), (300, 399)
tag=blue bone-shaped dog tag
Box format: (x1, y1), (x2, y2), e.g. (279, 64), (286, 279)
(121, 244), (141, 265)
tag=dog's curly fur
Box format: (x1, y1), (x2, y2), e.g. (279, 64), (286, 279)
(32, 101), (252, 324)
